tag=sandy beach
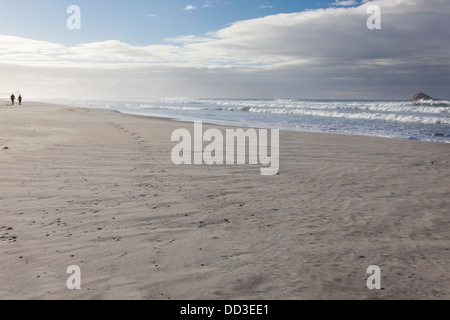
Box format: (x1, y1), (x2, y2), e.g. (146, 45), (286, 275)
(0, 102), (448, 300)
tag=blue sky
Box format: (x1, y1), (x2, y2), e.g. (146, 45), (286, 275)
(0, 0), (349, 45)
(0, 0), (449, 100)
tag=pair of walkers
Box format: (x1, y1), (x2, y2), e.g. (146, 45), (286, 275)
(10, 94), (22, 106)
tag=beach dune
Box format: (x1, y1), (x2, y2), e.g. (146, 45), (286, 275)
(0, 102), (449, 300)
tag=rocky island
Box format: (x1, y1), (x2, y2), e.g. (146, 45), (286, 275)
(408, 92), (434, 101)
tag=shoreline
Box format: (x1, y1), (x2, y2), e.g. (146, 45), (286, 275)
(112, 110), (450, 146)
(70, 107), (450, 145)
(32, 98), (450, 145)
(0, 102), (449, 300)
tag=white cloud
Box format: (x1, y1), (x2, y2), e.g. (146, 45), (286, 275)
(332, 0), (359, 6)
(184, 5), (197, 11)
(1, 0), (449, 99)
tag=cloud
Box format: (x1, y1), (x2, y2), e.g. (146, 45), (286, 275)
(332, 0), (359, 6)
(203, 0), (227, 8)
(184, 5), (197, 11)
(1, 0), (449, 99)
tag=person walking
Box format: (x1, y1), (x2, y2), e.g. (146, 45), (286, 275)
(10, 94), (15, 106)
(18, 95), (22, 105)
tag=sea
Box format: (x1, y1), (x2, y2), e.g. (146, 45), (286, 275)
(41, 98), (450, 144)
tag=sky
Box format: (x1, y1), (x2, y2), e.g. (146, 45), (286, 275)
(0, 0), (449, 100)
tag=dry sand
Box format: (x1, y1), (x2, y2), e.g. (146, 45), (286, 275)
(0, 102), (449, 300)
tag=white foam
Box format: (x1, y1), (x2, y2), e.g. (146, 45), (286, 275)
(39, 97), (450, 143)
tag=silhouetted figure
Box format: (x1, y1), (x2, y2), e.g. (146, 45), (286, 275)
(10, 94), (15, 106)
(18, 95), (22, 105)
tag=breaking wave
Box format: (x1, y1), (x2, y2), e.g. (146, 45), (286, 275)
(42, 97), (450, 143)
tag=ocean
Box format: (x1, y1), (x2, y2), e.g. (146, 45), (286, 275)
(42, 98), (450, 143)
